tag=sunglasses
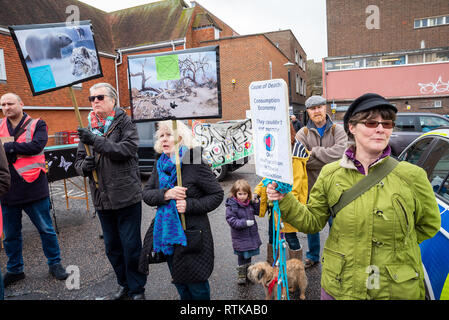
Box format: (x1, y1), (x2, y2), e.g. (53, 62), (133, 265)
(88, 95), (106, 102)
(358, 120), (395, 129)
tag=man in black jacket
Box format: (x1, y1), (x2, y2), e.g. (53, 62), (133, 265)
(75, 83), (146, 300)
(290, 115), (302, 132)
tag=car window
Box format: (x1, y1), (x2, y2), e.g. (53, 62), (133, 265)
(398, 137), (434, 165)
(419, 116), (449, 133)
(423, 138), (449, 193)
(394, 115), (416, 132)
(438, 174), (449, 203)
(135, 122), (156, 145)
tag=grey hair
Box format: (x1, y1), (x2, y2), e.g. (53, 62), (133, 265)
(154, 120), (199, 154)
(90, 83), (118, 108)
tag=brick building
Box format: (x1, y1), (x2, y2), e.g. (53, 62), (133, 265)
(324, 0), (449, 119)
(265, 30), (308, 121)
(0, 0), (307, 144)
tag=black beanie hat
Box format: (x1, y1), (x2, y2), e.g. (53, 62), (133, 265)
(343, 93), (397, 133)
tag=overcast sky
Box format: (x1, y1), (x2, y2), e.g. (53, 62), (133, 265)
(79, 0), (327, 62)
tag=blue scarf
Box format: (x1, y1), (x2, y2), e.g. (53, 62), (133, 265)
(153, 146), (188, 255)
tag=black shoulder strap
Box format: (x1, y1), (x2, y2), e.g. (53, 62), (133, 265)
(14, 118), (33, 141)
(330, 157), (399, 217)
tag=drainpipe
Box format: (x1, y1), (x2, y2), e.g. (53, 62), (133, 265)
(115, 49), (123, 107)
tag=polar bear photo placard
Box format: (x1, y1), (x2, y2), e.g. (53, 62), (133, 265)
(9, 20), (103, 95)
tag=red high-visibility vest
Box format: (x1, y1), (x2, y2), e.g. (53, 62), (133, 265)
(0, 115), (47, 183)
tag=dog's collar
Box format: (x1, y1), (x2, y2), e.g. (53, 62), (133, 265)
(266, 276), (278, 296)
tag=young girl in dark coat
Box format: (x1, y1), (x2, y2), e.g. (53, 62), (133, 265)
(225, 179), (261, 285)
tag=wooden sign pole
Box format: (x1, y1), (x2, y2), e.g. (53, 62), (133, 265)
(69, 87), (99, 188)
(172, 120), (186, 230)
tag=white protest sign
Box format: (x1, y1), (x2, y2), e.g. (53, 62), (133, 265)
(249, 79), (293, 185)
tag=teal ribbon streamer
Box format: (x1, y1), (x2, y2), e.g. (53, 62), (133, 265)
(262, 178), (292, 300)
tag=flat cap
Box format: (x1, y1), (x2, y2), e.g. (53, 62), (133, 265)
(343, 93), (397, 132)
(305, 95), (326, 109)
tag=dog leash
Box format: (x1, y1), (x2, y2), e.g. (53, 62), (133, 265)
(263, 178), (291, 300)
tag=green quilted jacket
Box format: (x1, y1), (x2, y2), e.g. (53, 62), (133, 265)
(279, 155), (441, 300)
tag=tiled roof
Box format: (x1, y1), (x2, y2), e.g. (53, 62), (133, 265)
(192, 13), (220, 30)
(0, 0), (196, 54)
(109, 0), (193, 49)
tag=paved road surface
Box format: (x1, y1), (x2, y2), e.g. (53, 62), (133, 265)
(0, 164), (329, 300)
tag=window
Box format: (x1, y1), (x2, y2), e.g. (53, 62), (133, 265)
(0, 49), (6, 81)
(425, 50), (449, 63)
(295, 49), (299, 64)
(424, 139), (449, 194)
(408, 53), (424, 64)
(295, 74), (300, 94)
(398, 137), (434, 165)
(366, 56), (380, 68)
(214, 28), (220, 40)
(336, 105), (349, 112)
(419, 116), (449, 132)
(379, 55), (405, 66)
(394, 115), (417, 132)
(326, 58), (365, 70)
(303, 80), (306, 96)
(414, 15), (449, 29)
(438, 173), (449, 202)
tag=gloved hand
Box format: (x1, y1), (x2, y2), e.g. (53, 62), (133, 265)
(6, 152), (17, 164)
(77, 128), (96, 145)
(3, 142), (17, 164)
(246, 220), (255, 227)
(81, 156), (96, 173)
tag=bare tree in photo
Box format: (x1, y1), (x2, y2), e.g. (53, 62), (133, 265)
(130, 58), (161, 94)
(179, 54), (211, 87)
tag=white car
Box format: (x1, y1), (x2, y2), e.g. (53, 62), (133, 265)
(398, 127), (449, 300)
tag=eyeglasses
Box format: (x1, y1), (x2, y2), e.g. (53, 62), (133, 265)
(358, 120), (395, 129)
(88, 95), (106, 102)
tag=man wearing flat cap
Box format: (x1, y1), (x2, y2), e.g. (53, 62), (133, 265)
(295, 95), (348, 268)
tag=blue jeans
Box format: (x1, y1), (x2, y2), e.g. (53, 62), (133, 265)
(268, 211), (301, 250)
(97, 202), (147, 297)
(2, 197), (61, 274)
(166, 255), (211, 300)
(306, 216), (333, 262)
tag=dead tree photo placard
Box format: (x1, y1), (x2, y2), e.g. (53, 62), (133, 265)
(127, 46), (222, 121)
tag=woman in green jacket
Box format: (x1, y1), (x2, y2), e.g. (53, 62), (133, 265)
(267, 93), (441, 300)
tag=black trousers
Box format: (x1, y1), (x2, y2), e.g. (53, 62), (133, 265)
(97, 202), (147, 296)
